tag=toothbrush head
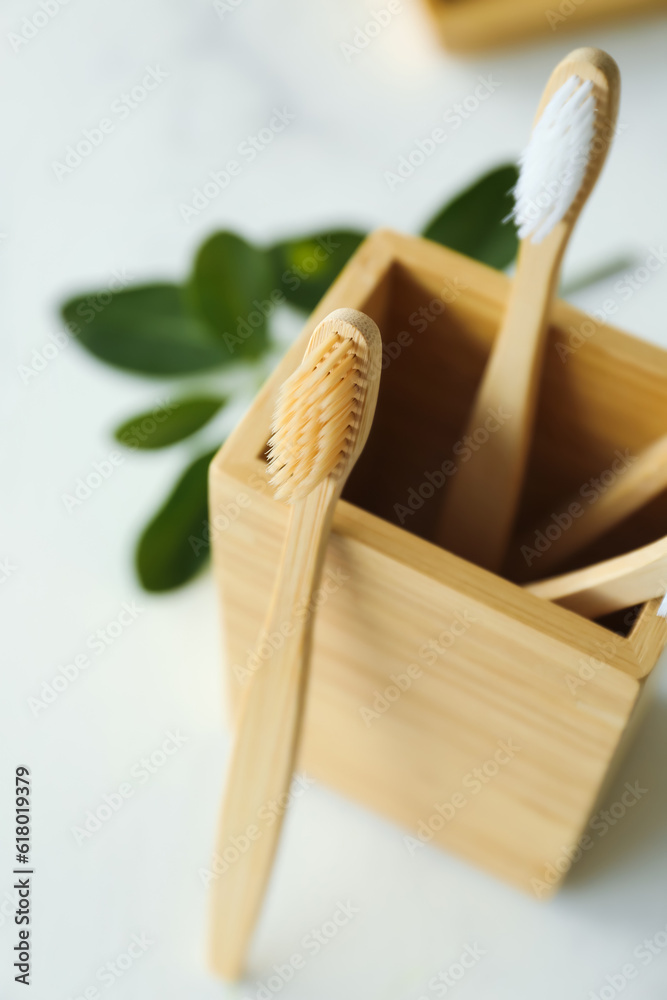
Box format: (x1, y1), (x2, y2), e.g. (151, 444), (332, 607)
(267, 308), (381, 503)
(510, 48), (620, 245)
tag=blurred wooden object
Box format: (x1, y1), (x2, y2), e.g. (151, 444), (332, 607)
(421, 0), (667, 52)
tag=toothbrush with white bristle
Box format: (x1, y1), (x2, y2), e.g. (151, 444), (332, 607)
(435, 48), (620, 573)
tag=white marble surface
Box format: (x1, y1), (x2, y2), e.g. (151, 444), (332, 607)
(2, 1), (667, 997)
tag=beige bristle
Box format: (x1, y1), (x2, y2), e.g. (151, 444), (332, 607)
(267, 332), (366, 502)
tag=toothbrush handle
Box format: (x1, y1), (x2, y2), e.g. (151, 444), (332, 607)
(524, 539), (667, 622)
(209, 478), (339, 980)
(435, 231), (566, 572)
(509, 434), (667, 579)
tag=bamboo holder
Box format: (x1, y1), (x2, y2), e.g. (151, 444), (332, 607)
(209, 230), (667, 897)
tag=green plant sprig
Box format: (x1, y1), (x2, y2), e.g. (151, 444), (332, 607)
(59, 163), (630, 592)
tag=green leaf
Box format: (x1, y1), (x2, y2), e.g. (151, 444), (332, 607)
(269, 230), (366, 312)
(136, 449), (218, 592)
(422, 164), (519, 270)
(61, 284), (233, 376)
(114, 395), (227, 450)
(187, 232), (275, 360)
(560, 255), (638, 296)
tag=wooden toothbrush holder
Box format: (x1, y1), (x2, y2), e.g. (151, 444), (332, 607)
(421, 0), (667, 52)
(210, 229), (667, 896)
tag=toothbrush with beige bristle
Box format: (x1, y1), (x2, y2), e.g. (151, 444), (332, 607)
(435, 48), (620, 572)
(208, 308), (382, 980)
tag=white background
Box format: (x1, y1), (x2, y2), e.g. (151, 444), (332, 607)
(2, 1), (667, 998)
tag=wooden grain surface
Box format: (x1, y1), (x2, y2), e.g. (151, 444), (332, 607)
(209, 229), (667, 895)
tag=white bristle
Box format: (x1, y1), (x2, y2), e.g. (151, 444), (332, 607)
(658, 593), (667, 618)
(511, 75), (596, 244)
(267, 333), (363, 503)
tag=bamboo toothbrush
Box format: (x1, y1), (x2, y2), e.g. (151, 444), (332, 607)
(435, 48), (620, 572)
(525, 534), (667, 619)
(509, 432), (667, 579)
(209, 308), (382, 980)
